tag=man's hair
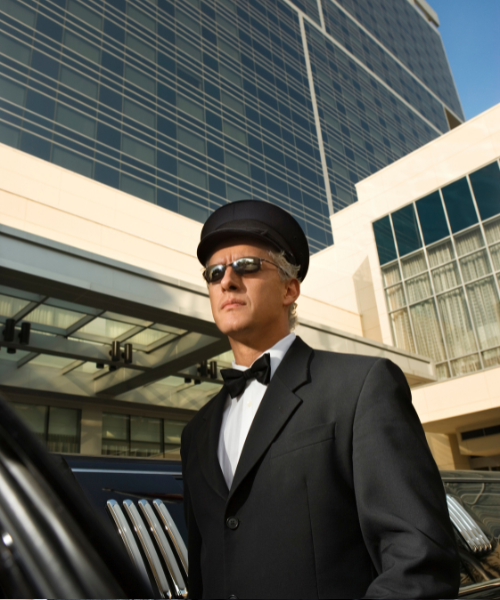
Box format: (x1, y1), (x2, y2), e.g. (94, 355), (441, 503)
(268, 250), (300, 331)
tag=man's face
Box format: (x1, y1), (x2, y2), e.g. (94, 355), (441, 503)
(206, 240), (298, 342)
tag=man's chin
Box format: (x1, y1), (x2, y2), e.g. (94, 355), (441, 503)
(215, 318), (252, 339)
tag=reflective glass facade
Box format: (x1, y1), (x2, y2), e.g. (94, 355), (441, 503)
(374, 161), (500, 380)
(102, 412), (187, 457)
(0, 0), (462, 253)
(11, 402), (81, 452)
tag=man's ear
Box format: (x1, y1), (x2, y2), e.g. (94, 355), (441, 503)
(283, 278), (300, 307)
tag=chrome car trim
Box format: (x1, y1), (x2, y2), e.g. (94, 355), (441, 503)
(153, 498), (189, 577)
(106, 499), (150, 585)
(446, 495), (492, 553)
(458, 578), (500, 598)
(123, 499), (172, 599)
(139, 499), (188, 599)
(73, 468), (180, 475)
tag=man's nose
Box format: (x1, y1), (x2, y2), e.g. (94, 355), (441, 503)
(220, 264), (241, 289)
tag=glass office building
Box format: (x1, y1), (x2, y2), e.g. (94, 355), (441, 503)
(374, 160), (500, 380)
(0, 0), (463, 254)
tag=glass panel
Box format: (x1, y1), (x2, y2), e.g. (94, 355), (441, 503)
(179, 127), (206, 155)
(437, 289), (477, 358)
(76, 317), (136, 340)
(130, 416), (161, 442)
(390, 309), (415, 353)
(102, 413), (128, 439)
(484, 219), (500, 244)
(60, 66), (98, 99)
(125, 329), (173, 347)
(406, 273), (432, 303)
(373, 216), (397, 265)
(409, 300), (446, 361)
(483, 347), (500, 369)
(490, 243), (500, 271)
(130, 416), (162, 457)
(164, 419), (186, 450)
(485, 217), (500, 245)
(469, 161), (500, 221)
(385, 284), (406, 310)
(460, 250), (491, 283)
(466, 277), (500, 350)
(392, 204), (422, 257)
(416, 191), (449, 245)
(52, 147), (93, 178)
(442, 177), (478, 233)
(102, 439), (129, 455)
(382, 263), (401, 286)
(427, 240), (454, 267)
(436, 363), (450, 381)
(68, 0), (103, 29)
(30, 354), (75, 369)
(177, 95), (204, 121)
(10, 403), (47, 443)
(432, 262), (461, 293)
(0, 294), (30, 317)
(26, 304), (85, 330)
(154, 323), (187, 335)
(47, 407), (80, 453)
(64, 31), (100, 63)
(0, 348), (31, 363)
(450, 354), (481, 377)
(401, 251), (426, 278)
(56, 105), (96, 138)
(122, 134), (155, 164)
(454, 227), (484, 256)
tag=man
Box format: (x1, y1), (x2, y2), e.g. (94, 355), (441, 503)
(181, 200), (460, 599)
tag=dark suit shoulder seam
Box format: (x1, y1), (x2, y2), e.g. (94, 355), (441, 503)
(353, 357), (385, 417)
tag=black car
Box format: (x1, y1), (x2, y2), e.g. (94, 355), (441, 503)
(1, 393), (500, 598)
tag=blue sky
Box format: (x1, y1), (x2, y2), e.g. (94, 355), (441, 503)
(430, 0), (500, 120)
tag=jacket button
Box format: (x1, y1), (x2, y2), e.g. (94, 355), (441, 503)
(226, 516), (239, 530)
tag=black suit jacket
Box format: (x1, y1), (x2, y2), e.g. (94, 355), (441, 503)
(181, 337), (460, 599)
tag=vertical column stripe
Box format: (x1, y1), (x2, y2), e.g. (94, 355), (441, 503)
(299, 14), (334, 216)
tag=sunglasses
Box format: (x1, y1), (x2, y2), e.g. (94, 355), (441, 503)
(203, 256), (282, 283)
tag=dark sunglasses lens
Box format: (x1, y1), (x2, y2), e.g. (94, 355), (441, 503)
(233, 258), (261, 274)
(206, 264), (226, 282)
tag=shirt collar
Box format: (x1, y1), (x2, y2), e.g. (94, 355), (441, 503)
(231, 332), (296, 379)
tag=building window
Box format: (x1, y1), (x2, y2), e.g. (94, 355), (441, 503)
(375, 161), (500, 381)
(10, 403), (81, 453)
(102, 413), (187, 457)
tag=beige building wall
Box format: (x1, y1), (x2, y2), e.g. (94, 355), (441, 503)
(320, 102), (500, 469)
(2, 103), (499, 468)
(0, 141), (362, 337)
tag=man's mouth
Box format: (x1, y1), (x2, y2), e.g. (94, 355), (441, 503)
(221, 299), (245, 310)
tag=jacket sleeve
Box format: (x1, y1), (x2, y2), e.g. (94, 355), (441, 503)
(352, 359), (460, 599)
(181, 424), (203, 599)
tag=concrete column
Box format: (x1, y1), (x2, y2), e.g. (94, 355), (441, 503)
(425, 432), (470, 470)
(80, 406), (103, 456)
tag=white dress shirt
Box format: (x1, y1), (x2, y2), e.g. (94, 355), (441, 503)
(217, 332), (296, 489)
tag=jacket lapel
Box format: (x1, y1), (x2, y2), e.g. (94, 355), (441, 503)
(228, 337), (313, 501)
(196, 386), (229, 501)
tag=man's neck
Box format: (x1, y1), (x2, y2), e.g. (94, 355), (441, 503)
(229, 329), (291, 367)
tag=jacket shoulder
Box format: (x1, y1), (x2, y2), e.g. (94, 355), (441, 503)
(312, 348), (394, 372)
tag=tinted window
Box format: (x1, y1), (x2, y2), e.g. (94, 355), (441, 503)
(373, 216), (397, 265)
(416, 191), (449, 245)
(469, 161), (500, 221)
(442, 177), (478, 233)
(392, 204), (422, 257)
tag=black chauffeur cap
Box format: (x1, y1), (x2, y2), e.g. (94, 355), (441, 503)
(197, 199), (310, 281)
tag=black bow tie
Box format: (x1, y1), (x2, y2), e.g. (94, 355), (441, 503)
(220, 353), (272, 399)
